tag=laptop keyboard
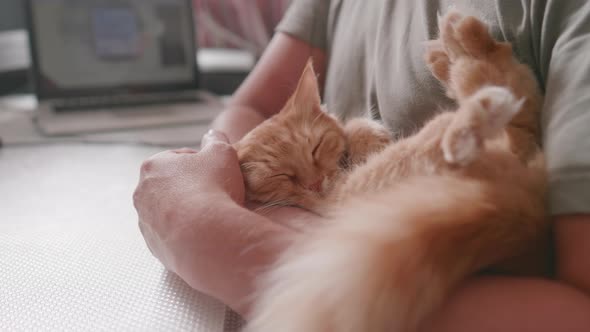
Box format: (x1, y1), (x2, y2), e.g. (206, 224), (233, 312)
(52, 93), (202, 112)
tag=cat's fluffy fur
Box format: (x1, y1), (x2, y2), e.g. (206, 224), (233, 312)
(236, 12), (550, 332)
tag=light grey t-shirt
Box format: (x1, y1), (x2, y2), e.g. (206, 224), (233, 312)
(277, 0), (590, 216)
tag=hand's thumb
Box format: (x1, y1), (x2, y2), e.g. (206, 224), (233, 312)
(201, 129), (229, 148)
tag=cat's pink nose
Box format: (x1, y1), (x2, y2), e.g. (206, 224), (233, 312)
(307, 178), (324, 193)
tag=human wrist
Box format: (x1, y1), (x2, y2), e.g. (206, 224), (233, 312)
(211, 105), (267, 143)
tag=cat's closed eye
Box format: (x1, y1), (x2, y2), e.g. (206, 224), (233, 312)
(270, 173), (295, 180)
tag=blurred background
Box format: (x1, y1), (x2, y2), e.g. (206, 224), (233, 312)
(0, 0), (24, 31)
(193, 0), (290, 55)
(0, 0), (291, 96)
(0, 0), (295, 141)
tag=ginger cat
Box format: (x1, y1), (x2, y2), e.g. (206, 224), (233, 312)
(235, 11), (550, 332)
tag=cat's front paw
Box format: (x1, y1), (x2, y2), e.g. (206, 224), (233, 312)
(343, 118), (392, 167)
(441, 86), (524, 166)
(424, 39), (455, 98)
(441, 126), (482, 166)
(438, 11), (497, 61)
(425, 10), (498, 99)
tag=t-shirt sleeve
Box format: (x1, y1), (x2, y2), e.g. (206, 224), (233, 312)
(539, 2), (590, 215)
(275, 0), (331, 50)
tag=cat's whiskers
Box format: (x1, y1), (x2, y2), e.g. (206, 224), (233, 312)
(254, 199), (294, 215)
(240, 161), (260, 172)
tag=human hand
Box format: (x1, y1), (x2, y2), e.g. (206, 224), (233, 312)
(133, 130), (245, 275)
(133, 130), (323, 314)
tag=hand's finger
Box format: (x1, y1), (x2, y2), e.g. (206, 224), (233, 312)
(147, 149), (177, 162)
(139, 151), (172, 177)
(201, 129), (230, 149)
(141, 148), (197, 175)
(172, 147), (198, 154)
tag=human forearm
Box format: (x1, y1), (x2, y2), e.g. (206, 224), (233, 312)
(174, 198), (293, 315)
(190, 201), (324, 316)
(556, 214), (590, 294)
(424, 276), (590, 332)
(211, 105), (268, 143)
(423, 214), (590, 331)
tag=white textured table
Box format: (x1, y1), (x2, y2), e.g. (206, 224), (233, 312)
(0, 144), (243, 331)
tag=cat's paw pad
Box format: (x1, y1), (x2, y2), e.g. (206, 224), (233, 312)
(441, 86), (524, 166)
(439, 11), (496, 60)
(424, 40), (453, 88)
(442, 127), (482, 166)
(470, 86), (524, 138)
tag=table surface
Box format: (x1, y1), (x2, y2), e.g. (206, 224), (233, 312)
(0, 99), (243, 331)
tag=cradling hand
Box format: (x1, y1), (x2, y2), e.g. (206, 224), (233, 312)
(133, 130), (245, 275)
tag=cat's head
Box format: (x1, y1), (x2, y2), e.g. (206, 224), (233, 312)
(235, 60), (346, 209)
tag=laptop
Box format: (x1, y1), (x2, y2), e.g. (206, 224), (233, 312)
(24, 0), (221, 135)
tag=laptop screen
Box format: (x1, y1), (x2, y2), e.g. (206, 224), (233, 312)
(26, 0), (198, 99)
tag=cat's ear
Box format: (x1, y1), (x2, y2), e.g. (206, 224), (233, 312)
(291, 59), (321, 108)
